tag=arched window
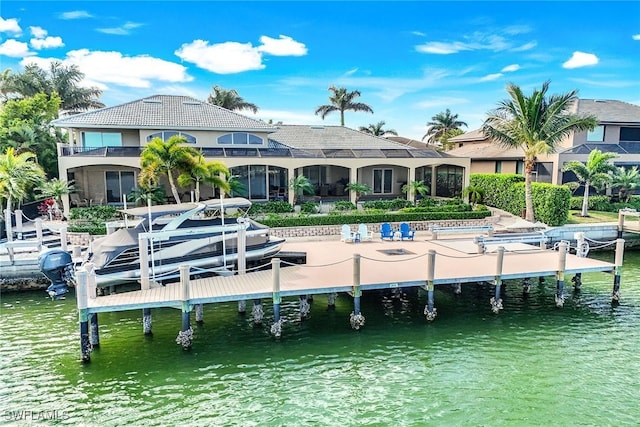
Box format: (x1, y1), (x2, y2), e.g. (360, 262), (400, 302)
(217, 132), (263, 145)
(146, 131), (196, 144)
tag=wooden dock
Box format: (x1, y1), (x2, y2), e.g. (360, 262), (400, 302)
(74, 235), (625, 362)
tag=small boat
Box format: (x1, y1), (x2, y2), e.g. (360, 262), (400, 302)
(39, 197), (285, 293)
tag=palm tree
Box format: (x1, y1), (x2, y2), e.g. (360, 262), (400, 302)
(462, 185), (485, 206)
(358, 121), (397, 136)
(140, 136), (199, 204)
(345, 182), (371, 201)
(422, 109), (467, 145)
(288, 175), (314, 205)
(315, 86), (373, 126)
(0, 147), (45, 211)
(206, 85), (258, 113)
(402, 180), (429, 204)
(177, 153), (230, 202)
(6, 62), (104, 114)
(37, 178), (74, 207)
(482, 81), (598, 222)
(611, 166), (640, 203)
(563, 149), (618, 217)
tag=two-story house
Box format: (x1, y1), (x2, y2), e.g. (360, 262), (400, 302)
(447, 99), (640, 191)
(51, 95), (470, 213)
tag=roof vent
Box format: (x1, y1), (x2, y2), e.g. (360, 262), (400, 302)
(182, 101), (201, 105)
(310, 125), (325, 130)
(142, 99), (162, 104)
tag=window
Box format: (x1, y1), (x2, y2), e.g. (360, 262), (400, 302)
(435, 165), (463, 197)
(516, 161), (524, 175)
(620, 127), (640, 142)
(106, 171), (136, 203)
(373, 168), (393, 194)
(82, 132), (122, 148)
(495, 161), (502, 173)
(587, 125), (604, 142)
(230, 165), (267, 199)
(217, 132), (264, 145)
(146, 131), (196, 144)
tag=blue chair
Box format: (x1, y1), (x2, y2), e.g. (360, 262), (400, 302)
(380, 222), (395, 240)
(400, 222), (415, 240)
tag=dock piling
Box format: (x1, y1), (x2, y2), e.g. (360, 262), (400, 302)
(90, 313), (100, 348)
(195, 304), (204, 325)
(143, 308), (152, 335)
(238, 300), (246, 314)
(176, 264), (193, 350)
(612, 238), (625, 302)
(270, 258), (282, 338)
(490, 247), (505, 314)
(424, 250), (437, 321)
(327, 292), (337, 310)
(76, 269), (91, 362)
(555, 241), (568, 308)
(350, 253), (365, 330)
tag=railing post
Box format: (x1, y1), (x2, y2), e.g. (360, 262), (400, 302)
(4, 208), (13, 242)
(35, 218), (43, 246)
(424, 249), (437, 321)
(60, 226), (68, 252)
(350, 253), (365, 330)
(490, 247), (504, 314)
(612, 238), (625, 303)
(76, 269), (91, 362)
(270, 258), (282, 338)
(176, 264), (192, 350)
(617, 211), (625, 239)
(555, 241), (568, 308)
(236, 217), (247, 316)
(139, 235), (149, 290)
(14, 209), (23, 239)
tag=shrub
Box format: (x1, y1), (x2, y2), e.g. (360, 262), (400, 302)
(332, 201), (356, 211)
(249, 200), (293, 215)
(300, 201), (319, 214)
(68, 205), (120, 234)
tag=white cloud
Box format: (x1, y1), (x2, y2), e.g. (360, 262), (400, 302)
(511, 41), (537, 52)
(416, 30), (536, 55)
(633, 34), (640, 40)
(175, 40), (264, 74)
(412, 31), (426, 37)
(31, 36), (64, 50)
(416, 41), (470, 54)
(30, 26), (47, 38)
(0, 39), (33, 57)
(21, 49), (192, 88)
(0, 17), (21, 34)
(96, 22), (143, 35)
(479, 73), (503, 81)
(562, 51), (599, 69)
(501, 64), (520, 72)
(503, 25), (532, 35)
(258, 35), (307, 56)
(59, 11), (93, 20)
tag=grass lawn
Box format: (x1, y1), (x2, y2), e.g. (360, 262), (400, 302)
(566, 210), (620, 224)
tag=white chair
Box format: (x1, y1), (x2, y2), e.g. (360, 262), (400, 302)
(340, 224), (355, 243)
(70, 193), (89, 207)
(358, 223), (373, 242)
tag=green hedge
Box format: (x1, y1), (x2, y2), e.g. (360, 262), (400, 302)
(470, 174), (570, 226)
(570, 195), (640, 212)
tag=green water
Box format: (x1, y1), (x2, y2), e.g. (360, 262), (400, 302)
(1, 252), (639, 426)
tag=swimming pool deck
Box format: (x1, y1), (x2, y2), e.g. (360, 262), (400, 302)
(83, 236), (617, 313)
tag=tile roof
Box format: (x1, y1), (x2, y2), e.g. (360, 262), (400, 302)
(51, 94), (276, 131)
(448, 128), (488, 142)
(577, 99), (640, 124)
(269, 125), (414, 149)
(447, 141), (524, 159)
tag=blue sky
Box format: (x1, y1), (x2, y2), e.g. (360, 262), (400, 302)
(1, 1), (639, 140)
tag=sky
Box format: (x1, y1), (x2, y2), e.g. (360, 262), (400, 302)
(1, 1), (639, 140)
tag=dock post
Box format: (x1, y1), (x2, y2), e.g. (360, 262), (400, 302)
(139, 236), (152, 334)
(270, 258), (282, 338)
(90, 313), (100, 348)
(617, 211), (624, 239)
(60, 226), (68, 252)
(195, 304), (204, 325)
(176, 264), (193, 350)
(15, 209), (22, 239)
(238, 300), (246, 314)
(76, 269), (91, 362)
(236, 217), (247, 316)
(327, 292), (337, 310)
(35, 217), (43, 245)
(555, 241), (568, 308)
(453, 281), (462, 295)
(572, 232), (586, 292)
(299, 295), (310, 320)
(350, 253), (365, 330)
(143, 308), (152, 335)
(424, 250), (437, 321)
(612, 238), (625, 303)
(87, 267), (100, 347)
(522, 277), (531, 295)
(490, 247), (504, 314)
(252, 300), (264, 325)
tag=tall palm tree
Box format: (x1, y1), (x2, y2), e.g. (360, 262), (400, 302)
(5, 62), (104, 114)
(140, 136), (199, 204)
(177, 153), (230, 202)
(0, 147), (45, 211)
(563, 149), (617, 217)
(611, 166), (640, 203)
(482, 81), (598, 222)
(358, 121), (397, 136)
(206, 85), (259, 113)
(37, 178), (74, 207)
(315, 86), (373, 126)
(422, 109), (467, 145)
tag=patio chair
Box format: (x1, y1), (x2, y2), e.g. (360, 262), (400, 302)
(340, 224), (355, 243)
(70, 193), (89, 207)
(380, 222), (395, 240)
(399, 222), (415, 241)
(358, 223), (373, 242)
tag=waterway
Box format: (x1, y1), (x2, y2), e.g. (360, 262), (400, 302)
(1, 251), (639, 426)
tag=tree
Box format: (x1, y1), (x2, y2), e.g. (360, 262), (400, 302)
(345, 182), (371, 201)
(422, 109), (467, 146)
(482, 81), (598, 222)
(611, 166), (640, 203)
(440, 128), (465, 151)
(37, 178), (74, 207)
(315, 86), (373, 126)
(563, 149), (618, 217)
(140, 136), (199, 204)
(0, 147), (45, 212)
(288, 175), (314, 205)
(206, 85), (258, 113)
(358, 121), (397, 136)
(402, 180), (429, 204)
(462, 185), (485, 206)
(177, 153), (230, 202)
(5, 62), (104, 114)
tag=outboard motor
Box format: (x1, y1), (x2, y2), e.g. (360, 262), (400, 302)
(38, 249), (74, 300)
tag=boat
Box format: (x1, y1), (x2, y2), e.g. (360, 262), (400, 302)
(39, 197), (286, 294)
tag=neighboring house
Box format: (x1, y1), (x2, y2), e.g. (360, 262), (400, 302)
(51, 95), (470, 213)
(447, 99), (640, 191)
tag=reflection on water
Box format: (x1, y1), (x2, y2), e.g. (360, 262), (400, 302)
(1, 252), (639, 425)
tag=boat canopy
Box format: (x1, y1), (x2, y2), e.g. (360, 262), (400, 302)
(119, 197), (252, 220)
